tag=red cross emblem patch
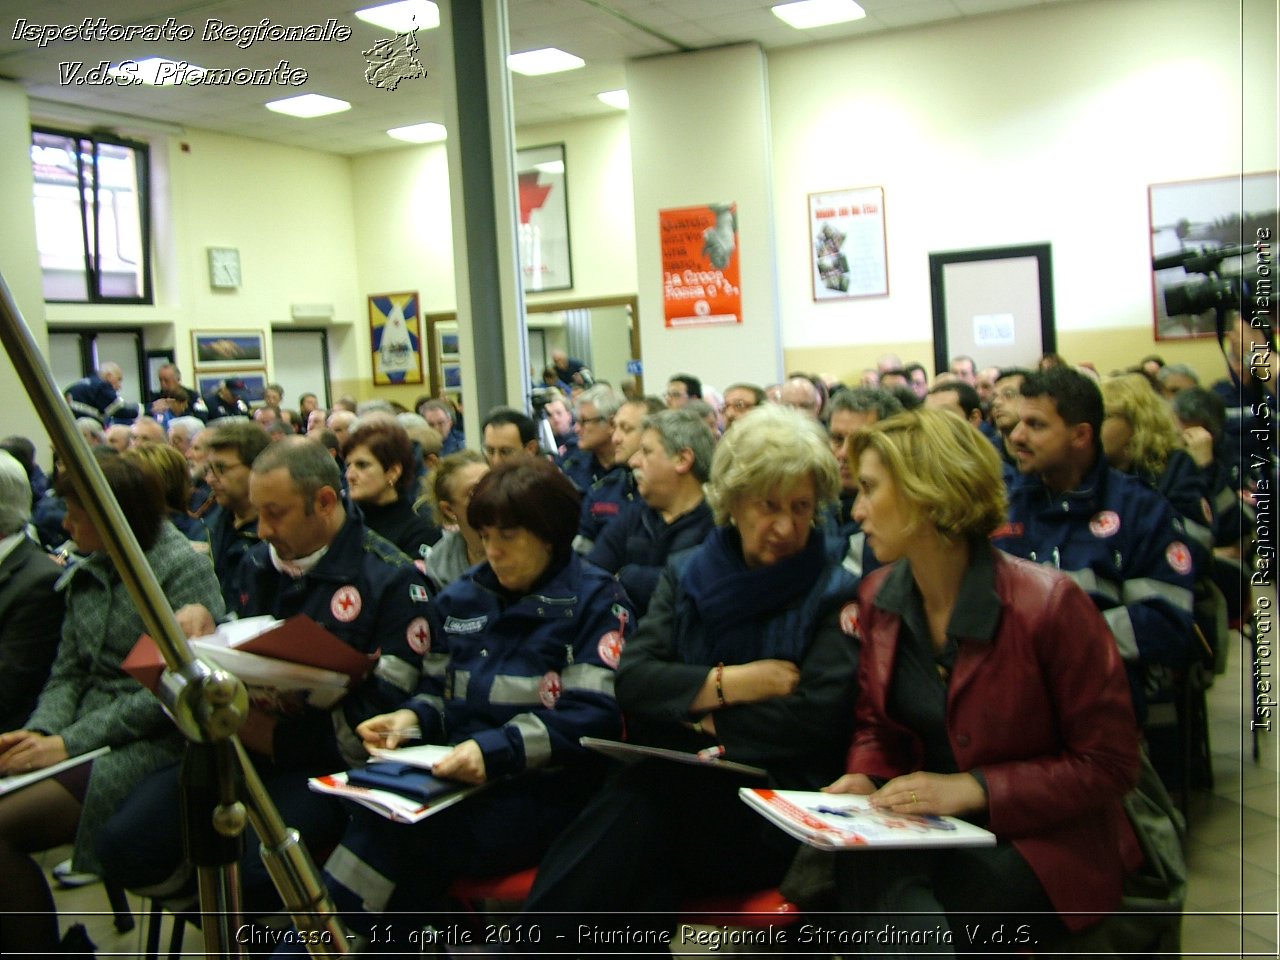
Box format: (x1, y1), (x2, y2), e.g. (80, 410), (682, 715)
(539, 671), (562, 709)
(330, 585), (362, 622)
(407, 617), (431, 654)
(597, 631), (625, 669)
(1089, 511), (1121, 538)
(839, 602), (861, 639)
(1166, 541), (1193, 576)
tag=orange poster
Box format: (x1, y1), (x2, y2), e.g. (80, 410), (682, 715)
(660, 203), (742, 328)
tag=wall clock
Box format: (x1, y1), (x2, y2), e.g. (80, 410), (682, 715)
(208, 247), (242, 289)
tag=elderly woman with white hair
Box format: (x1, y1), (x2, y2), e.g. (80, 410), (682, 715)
(524, 404), (861, 942)
(0, 451), (65, 733)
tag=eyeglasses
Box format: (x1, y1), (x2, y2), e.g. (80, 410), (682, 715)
(725, 399), (756, 411)
(577, 416), (607, 426)
(206, 460), (245, 477)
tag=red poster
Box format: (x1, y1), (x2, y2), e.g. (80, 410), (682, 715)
(660, 203), (742, 328)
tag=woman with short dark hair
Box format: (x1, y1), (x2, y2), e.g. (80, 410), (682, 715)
(316, 458), (637, 945)
(0, 451), (223, 953)
(343, 419), (440, 562)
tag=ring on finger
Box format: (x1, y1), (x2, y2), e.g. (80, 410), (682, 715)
(910, 790), (918, 804)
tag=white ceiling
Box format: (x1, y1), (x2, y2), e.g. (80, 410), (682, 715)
(0, 0), (1079, 154)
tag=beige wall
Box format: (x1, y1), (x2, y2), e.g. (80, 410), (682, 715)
(0, 81), (50, 458)
(785, 327), (1230, 392)
(768, 0), (1273, 376)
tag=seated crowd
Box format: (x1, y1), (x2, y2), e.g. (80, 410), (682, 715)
(0, 315), (1273, 956)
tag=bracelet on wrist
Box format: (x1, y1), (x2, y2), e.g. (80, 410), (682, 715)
(715, 662), (727, 707)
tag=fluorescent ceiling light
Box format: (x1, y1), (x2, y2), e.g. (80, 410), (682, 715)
(508, 48), (585, 76)
(772, 0), (867, 29)
(265, 94), (352, 118)
(109, 57), (205, 86)
(355, 0), (440, 32)
(597, 89), (629, 110)
(388, 122), (447, 143)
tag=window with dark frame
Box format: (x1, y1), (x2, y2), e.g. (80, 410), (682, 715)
(31, 127), (152, 304)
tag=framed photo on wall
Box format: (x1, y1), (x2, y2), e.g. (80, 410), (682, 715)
(516, 143), (573, 293)
(192, 330), (266, 370)
(1149, 172), (1278, 340)
(196, 370), (267, 405)
(426, 314), (460, 400)
(368, 291), (424, 385)
(928, 244), (1056, 375)
(808, 187), (889, 300)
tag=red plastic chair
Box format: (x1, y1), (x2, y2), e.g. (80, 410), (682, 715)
(448, 867), (801, 929)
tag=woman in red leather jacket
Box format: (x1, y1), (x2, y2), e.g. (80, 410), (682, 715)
(826, 408), (1142, 955)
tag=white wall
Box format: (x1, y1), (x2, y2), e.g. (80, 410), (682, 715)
(769, 0), (1274, 378)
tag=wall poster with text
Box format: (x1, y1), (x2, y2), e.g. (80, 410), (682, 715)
(808, 187), (888, 300)
(661, 203), (742, 328)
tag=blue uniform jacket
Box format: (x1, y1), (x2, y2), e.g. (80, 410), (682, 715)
(576, 466), (638, 550)
(229, 515), (433, 770)
(586, 498), (714, 614)
(830, 494), (881, 582)
(64, 374), (141, 425)
(558, 448), (609, 494)
(406, 553), (633, 780)
(993, 455), (1196, 685)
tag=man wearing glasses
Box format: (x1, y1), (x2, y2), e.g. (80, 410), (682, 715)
(663, 374), (702, 410)
(721, 383), (765, 430)
(204, 420), (269, 608)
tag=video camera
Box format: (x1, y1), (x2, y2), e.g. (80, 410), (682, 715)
(1155, 243), (1256, 329)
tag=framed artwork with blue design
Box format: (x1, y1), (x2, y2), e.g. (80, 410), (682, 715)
(369, 291), (424, 385)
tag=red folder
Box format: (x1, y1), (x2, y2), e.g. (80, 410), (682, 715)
(124, 614), (377, 691)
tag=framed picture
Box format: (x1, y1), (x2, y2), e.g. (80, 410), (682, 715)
(928, 244), (1056, 374)
(442, 362), (462, 390)
(192, 330), (266, 370)
(1149, 172), (1278, 340)
(516, 143), (573, 292)
(196, 370), (267, 405)
(368, 291), (424, 385)
(808, 187), (889, 300)
(439, 331), (460, 357)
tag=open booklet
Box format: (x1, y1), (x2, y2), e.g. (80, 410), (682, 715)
(308, 766), (481, 824)
(0, 746), (109, 797)
(740, 788), (996, 850)
(580, 736), (766, 778)
(125, 615), (375, 709)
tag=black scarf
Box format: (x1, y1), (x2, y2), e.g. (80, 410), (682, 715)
(679, 524), (828, 666)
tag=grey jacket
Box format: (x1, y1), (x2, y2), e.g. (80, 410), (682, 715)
(27, 522), (224, 872)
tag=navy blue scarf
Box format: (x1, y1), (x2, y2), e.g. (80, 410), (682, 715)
(679, 524), (830, 666)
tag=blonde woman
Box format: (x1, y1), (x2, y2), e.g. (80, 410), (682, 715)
(1101, 373), (1214, 556)
(419, 450), (489, 593)
(828, 409), (1141, 954)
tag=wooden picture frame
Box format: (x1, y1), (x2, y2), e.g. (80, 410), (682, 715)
(192, 329), (266, 370)
(195, 370), (267, 406)
(368, 291), (424, 385)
